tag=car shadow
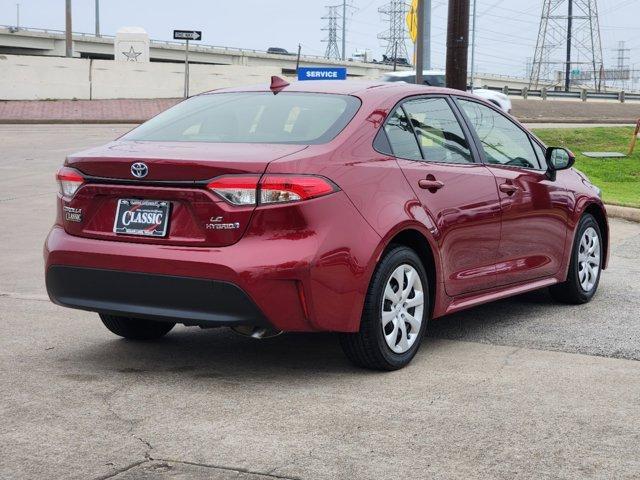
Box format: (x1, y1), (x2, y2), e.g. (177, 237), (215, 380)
(65, 288), (561, 380)
(426, 287), (559, 340)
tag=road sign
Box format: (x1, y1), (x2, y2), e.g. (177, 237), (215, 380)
(298, 67), (347, 81)
(173, 30), (202, 41)
(173, 30), (203, 98)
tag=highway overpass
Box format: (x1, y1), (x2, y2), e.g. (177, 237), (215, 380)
(0, 26), (393, 78)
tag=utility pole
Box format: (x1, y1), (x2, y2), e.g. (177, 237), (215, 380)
(341, 0), (346, 61)
(564, 0), (573, 92)
(415, 0), (424, 85)
(65, 0), (73, 58)
(469, 0), (477, 91)
(445, 0), (470, 90)
(95, 0), (100, 37)
(16, 3), (20, 29)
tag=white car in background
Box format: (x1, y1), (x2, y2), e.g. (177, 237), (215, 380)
(381, 70), (512, 113)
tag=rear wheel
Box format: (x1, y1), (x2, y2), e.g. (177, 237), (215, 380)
(549, 213), (602, 304)
(340, 246), (429, 370)
(100, 314), (175, 340)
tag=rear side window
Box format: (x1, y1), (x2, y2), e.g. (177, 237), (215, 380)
(383, 107), (422, 160)
(124, 92), (360, 145)
(403, 97), (473, 164)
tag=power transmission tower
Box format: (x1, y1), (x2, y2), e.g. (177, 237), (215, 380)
(530, 0), (604, 91)
(378, 0), (410, 66)
(612, 40), (631, 89)
(322, 5), (341, 60)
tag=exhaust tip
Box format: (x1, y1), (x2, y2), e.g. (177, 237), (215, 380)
(230, 326), (283, 339)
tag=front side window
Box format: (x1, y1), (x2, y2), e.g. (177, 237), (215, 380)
(532, 139), (548, 170)
(123, 92), (360, 145)
(458, 99), (540, 169)
(403, 97), (473, 164)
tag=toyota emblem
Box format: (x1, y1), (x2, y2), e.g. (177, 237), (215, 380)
(131, 162), (148, 179)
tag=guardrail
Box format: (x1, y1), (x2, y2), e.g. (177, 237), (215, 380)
(479, 84), (640, 102)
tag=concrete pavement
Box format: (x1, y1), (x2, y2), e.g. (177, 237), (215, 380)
(1, 125), (639, 479)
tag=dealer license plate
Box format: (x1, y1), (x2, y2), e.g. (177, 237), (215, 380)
(113, 199), (170, 237)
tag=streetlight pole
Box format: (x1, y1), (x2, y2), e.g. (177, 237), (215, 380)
(95, 0), (100, 37)
(469, 0), (477, 92)
(65, 0), (73, 57)
(16, 3), (20, 29)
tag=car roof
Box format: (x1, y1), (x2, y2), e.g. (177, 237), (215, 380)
(382, 70), (445, 77)
(202, 80), (465, 98)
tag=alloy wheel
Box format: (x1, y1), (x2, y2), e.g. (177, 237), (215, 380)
(381, 264), (425, 354)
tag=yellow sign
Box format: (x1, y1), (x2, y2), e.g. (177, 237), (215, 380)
(407, 0), (418, 43)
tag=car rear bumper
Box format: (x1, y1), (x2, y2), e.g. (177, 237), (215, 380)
(46, 265), (269, 327)
(43, 191), (381, 332)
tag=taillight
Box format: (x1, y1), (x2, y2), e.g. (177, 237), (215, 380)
(207, 175), (260, 206)
(260, 175), (337, 204)
(56, 167), (84, 197)
(207, 174), (338, 206)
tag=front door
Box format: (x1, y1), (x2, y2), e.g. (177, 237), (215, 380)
(455, 98), (570, 286)
(383, 96), (502, 297)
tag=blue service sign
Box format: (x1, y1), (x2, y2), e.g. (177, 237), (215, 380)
(298, 67), (347, 81)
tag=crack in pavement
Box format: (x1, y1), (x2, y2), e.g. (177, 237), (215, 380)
(148, 458), (304, 480)
(0, 292), (50, 302)
(92, 460), (148, 480)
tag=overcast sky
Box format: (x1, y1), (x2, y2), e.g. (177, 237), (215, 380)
(0, 0), (638, 76)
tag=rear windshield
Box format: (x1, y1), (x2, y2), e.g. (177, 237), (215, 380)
(123, 92), (361, 144)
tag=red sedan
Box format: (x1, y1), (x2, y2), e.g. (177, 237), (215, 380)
(45, 78), (608, 370)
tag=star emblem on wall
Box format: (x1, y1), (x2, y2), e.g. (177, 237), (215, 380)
(122, 46), (142, 61)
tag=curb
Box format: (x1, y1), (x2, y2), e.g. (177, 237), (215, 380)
(606, 204), (640, 223)
(521, 119), (637, 125)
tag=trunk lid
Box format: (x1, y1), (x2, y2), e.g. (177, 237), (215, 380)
(62, 141), (307, 247)
(67, 141), (307, 181)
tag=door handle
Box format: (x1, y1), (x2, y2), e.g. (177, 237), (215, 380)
(499, 183), (519, 195)
(418, 179), (444, 190)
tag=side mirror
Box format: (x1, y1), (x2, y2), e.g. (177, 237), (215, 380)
(546, 147), (575, 171)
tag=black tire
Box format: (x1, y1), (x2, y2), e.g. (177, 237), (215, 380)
(549, 213), (602, 304)
(99, 314), (175, 340)
(340, 245), (429, 371)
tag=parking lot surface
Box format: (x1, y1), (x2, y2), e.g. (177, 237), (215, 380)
(1, 125), (639, 479)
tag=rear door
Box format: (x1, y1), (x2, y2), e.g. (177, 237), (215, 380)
(384, 96), (502, 296)
(455, 97), (570, 286)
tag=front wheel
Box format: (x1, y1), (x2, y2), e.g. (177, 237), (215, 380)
(100, 314), (175, 340)
(340, 246), (429, 370)
(549, 213), (603, 304)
